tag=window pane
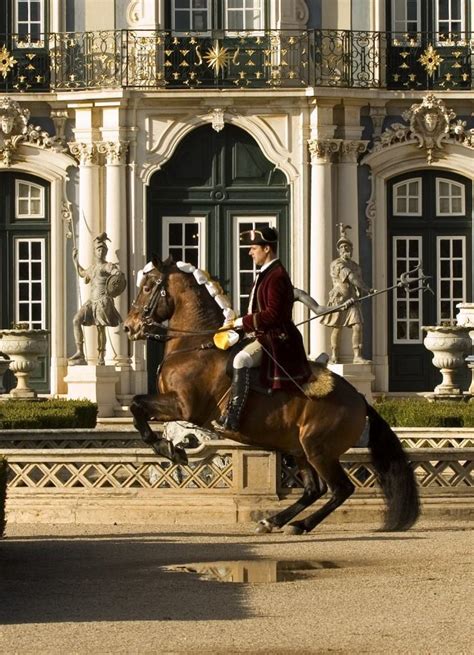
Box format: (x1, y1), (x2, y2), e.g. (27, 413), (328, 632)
(439, 0), (449, 20)
(440, 260), (450, 277)
(169, 223), (182, 246)
(452, 240), (462, 257)
(438, 181), (449, 195)
(169, 247), (182, 261)
(31, 262), (42, 279)
(396, 197), (407, 214)
(19, 283), (29, 300)
(453, 280), (463, 297)
(175, 0), (190, 8)
(408, 181), (418, 195)
(19, 304), (29, 320)
(193, 12), (207, 30)
(18, 2), (29, 21)
(31, 2), (41, 21)
(32, 304), (42, 321)
(451, 0), (461, 20)
(18, 199), (29, 215)
(31, 241), (41, 259)
(186, 250), (199, 268)
(452, 260), (462, 277)
(19, 262), (29, 279)
(185, 222), (198, 246)
(228, 14), (243, 30)
(408, 198), (418, 213)
(18, 241), (29, 258)
(451, 198), (462, 213)
(409, 322), (419, 339)
(396, 240), (406, 257)
(408, 240), (418, 257)
(439, 197), (450, 213)
(397, 322), (407, 340)
(174, 12), (190, 30)
(30, 186), (41, 198)
(407, 0), (418, 21)
(397, 301), (407, 319)
(440, 240), (450, 257)
(30, 199), (41, 215)
(193, 0), (207, 7)
(440, 280), (450, 297)
(31, 282), (42, 300)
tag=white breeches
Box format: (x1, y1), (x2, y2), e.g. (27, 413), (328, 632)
(233, 339), (262, 369)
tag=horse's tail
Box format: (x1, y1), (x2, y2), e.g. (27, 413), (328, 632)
(366, 403), (420, 531)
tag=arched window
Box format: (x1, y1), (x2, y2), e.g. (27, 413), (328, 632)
(436, 178), (465, 216)
(392, 178), (422, 216)
(15, 179), (44, 218)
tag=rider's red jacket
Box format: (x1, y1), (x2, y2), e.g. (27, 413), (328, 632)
(241, 260), (312, 391)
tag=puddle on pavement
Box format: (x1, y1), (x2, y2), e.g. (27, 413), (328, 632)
(167, 559), (340, 583)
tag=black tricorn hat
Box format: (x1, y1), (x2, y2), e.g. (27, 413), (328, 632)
(240, 227), (278, 246)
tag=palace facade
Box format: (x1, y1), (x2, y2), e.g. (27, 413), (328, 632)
(0, 0), (472, 406)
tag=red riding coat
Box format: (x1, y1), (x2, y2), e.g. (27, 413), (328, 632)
(241, 260), (312, 391)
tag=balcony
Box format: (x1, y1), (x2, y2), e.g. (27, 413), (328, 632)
(0, 30), (472, 93)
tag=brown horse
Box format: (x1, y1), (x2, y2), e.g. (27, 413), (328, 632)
(124, 257), (419, 535)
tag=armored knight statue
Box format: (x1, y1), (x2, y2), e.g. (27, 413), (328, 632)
(69, 232), (126, 366)
(321, 224), (371, 364)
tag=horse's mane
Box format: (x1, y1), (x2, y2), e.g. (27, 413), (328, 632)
(174, 260), (237, 327)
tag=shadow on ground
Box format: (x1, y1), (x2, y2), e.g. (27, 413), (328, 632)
(0, 537), (252, 625)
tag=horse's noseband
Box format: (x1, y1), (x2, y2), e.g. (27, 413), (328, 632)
(141, 275), (168, 320)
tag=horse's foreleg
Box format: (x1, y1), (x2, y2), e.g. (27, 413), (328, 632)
(286, 457), (355, 535)
(256, 458), (326, 534)
(130, 393), (188, 465)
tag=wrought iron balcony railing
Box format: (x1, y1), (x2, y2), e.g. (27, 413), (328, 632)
(0, 30), (472, 92)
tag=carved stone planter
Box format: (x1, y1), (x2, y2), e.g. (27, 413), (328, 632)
(0, 329), (49, 399)
(422, 325), (472, 396)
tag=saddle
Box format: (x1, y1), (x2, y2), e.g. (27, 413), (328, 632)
(225, 340), (335, 399)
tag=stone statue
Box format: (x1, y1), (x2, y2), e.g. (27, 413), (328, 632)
(321, 224), (371, 364)
(69, 232), (127, 366)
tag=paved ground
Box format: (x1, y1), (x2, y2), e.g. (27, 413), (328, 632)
(0, 518), (472, 654)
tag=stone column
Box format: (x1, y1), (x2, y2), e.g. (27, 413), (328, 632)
(308, 138), (341, 359)
(68, 142), (101, 364)
(98, 141), (131, 394)
(338, 140), (369, 260)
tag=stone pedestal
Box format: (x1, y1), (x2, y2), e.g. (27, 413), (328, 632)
(328, 362), (375, 402)
(64, 365), (120, 417)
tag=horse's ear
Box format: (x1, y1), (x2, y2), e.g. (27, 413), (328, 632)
(151, 254), (163, 271)
(163, 254), (174, 266)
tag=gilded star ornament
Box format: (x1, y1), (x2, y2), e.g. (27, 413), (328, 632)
(203, 41), (230, 74)
(0, 47), (17, 79)
(418, 44), (443, 77)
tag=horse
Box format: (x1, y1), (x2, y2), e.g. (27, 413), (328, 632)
(124, 256), (420, 535)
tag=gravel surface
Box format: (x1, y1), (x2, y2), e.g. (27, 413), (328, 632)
(0, 519), (472, 654)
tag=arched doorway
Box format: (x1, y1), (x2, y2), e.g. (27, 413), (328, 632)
(388, 169), (472, 391)
(0, 171), (51, 392)
(146, 123), (290, 390)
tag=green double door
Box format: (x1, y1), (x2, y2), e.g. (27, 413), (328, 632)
(146, 124), (290, 390)
(0, 172), (50, 392)
(388, 170), (472, 391)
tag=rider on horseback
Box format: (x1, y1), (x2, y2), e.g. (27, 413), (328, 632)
(212, 227), (312, 435)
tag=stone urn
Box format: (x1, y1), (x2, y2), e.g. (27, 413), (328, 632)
(422, 324), (472, 396)
(0, 328), (49, 398)
(0, 355), (9, 394)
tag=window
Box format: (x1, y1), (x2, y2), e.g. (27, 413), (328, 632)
(436, 0), (465, 38)
(162, 216), (206, 268)
(172, 0), (210, 33)
(234, 216), (277, 317)
(392, 237), (423, 343)
(15, 180), (44, 219)
(14, 0), (44, 41)
(15, 238), (46, 329)
(393, 178), (422, 216)
(226, 0), (263, 31)
(436, 178), (465, 215)
(391, 0), (420, 34)
(437, 236), (466, 321)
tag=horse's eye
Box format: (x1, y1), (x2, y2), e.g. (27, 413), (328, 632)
(143, 286), (151, 293)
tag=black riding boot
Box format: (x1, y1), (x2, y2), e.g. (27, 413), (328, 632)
(212, 367), (250, 434)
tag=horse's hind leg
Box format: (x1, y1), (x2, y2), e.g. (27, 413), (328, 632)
(286, 457), (354, 535)
(256, 458), (327, 534)
(130, 393), (188, 465)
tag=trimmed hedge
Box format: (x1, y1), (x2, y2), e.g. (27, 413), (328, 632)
(0, 457), (7, 538)
(0, 399), (98, 429)
(373, 397), (474, 428)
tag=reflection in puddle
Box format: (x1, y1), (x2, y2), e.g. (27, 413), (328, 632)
(168, 559), (340, 583)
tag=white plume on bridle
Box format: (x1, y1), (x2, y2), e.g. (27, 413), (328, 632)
(136, 260), (238, 326)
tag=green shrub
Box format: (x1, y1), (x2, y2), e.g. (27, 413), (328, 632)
(0, 457), (7, 538)
(373, 397), (474, 428)
(0, 399), (97, 429)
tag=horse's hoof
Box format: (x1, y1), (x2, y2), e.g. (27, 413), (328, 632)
(284, 523), (305, 536)
(173, 446), (188, 466)
(255, 519), (273, 534)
